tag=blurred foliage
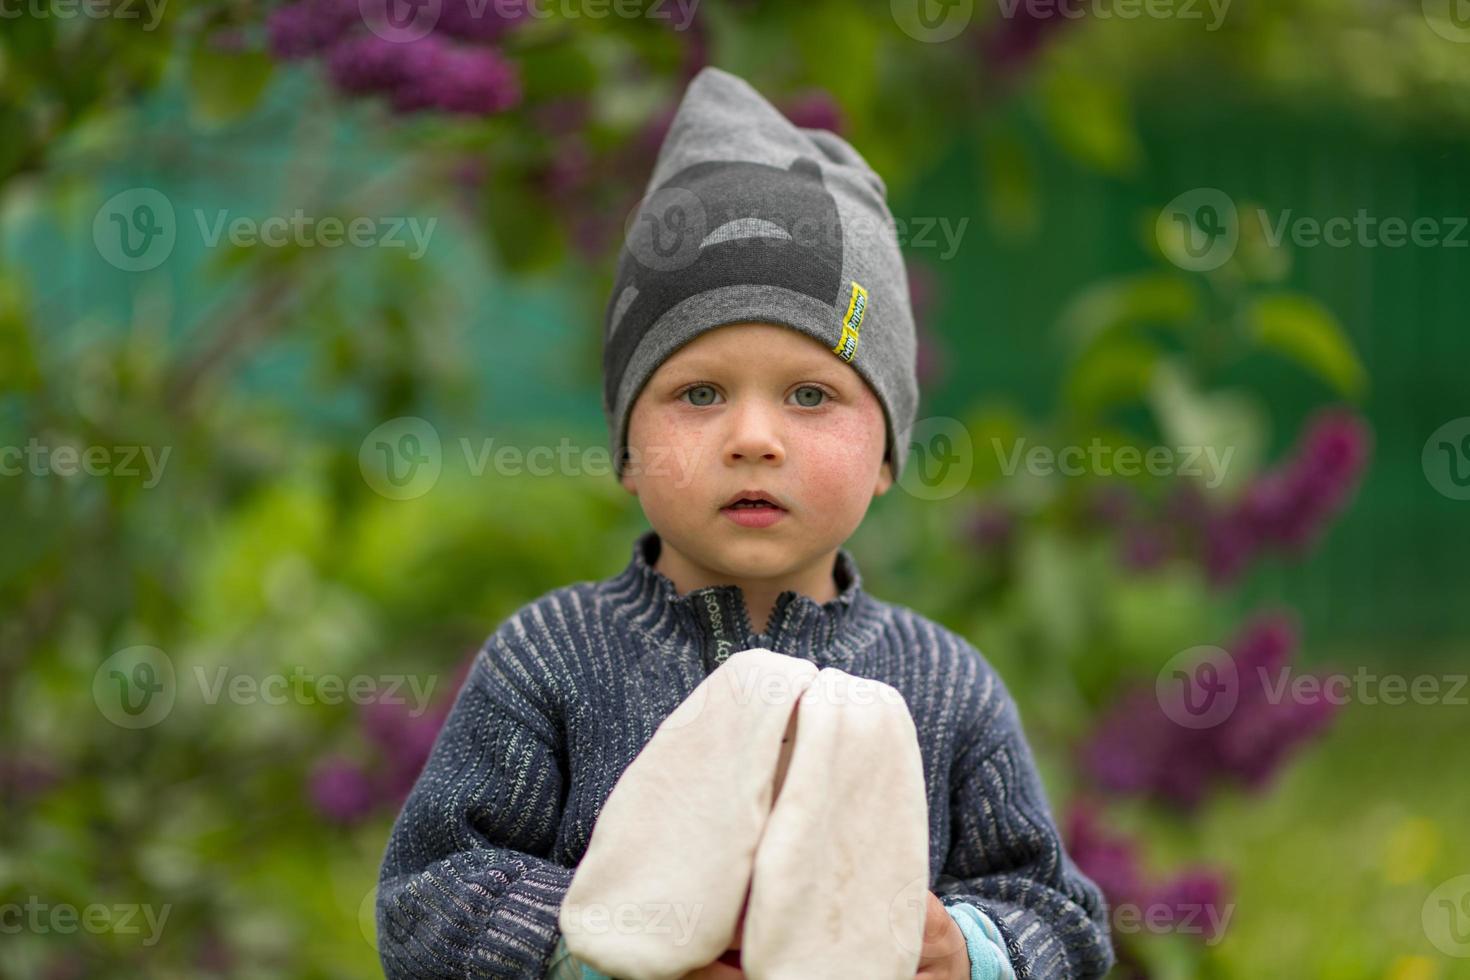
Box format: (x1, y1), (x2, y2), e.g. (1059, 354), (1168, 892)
(2, 1), (1465, 978)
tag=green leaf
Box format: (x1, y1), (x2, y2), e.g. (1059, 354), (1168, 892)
(1148, 360), (1266, 496)
(1038, 69), (1141, 176)
(1059, 272), (1199, 353)
(1246, 293), (1367, 397)
(1063, 338), (1160, 416)
(188, 46), (275, 127)
(977, 120), (1038, 242)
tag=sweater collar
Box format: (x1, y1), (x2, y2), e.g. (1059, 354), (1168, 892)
(605, 528), (875, 672)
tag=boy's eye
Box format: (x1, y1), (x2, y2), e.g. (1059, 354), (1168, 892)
(792, 385), (827, 408)
(683, 384), (720, 406)
(678, 384), (830, 407)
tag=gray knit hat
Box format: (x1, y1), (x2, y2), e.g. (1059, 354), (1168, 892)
(602, 66), (919, 483)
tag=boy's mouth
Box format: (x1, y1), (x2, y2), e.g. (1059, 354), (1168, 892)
(720, 490), (788, 510)
(720, 491), (789, 528)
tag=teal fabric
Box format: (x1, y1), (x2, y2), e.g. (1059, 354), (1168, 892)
(944, 902), (1018, 980)
(544, 934), (612, 980)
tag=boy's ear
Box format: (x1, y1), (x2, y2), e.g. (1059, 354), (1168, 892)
(874, 460), (894, 497)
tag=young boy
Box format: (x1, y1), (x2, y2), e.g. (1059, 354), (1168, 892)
(376, 67), (1114, 980)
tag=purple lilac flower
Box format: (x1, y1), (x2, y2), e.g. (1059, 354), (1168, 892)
(359, 652), (472, 804)
(435, 0), (529, 40)
(388, 39), (521, 115)
(266, 0), (360, 59)
(324, 33), (520, 115)
(781, 90), (845, 134)
(1065, 801), (1147, 906)
(324, 32), (415, 95)
(1084, 483), (1134, 529)
(967, 501), (1016, 552)
(0, 753), (61, 799)
(1066, 801), (1232, 945)
(309, 755), (377, 824)
(532, 96), (591, 136)
(1146, 867), (1231, 943)
(1205, 409), (1370, 585)
(980, 0), (1082, 78)
(1120, 522), (1170, 570)
(1079, 611), (1340, 809)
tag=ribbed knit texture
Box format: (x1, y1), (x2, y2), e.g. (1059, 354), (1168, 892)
(376, 529), (1115, 979)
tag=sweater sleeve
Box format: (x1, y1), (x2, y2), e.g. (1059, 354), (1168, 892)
(944, 902), (1018, 980)
(376, 632), (574, 979)
(935, 653), (1115, 980)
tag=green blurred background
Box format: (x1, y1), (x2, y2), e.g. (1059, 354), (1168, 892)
(3, 0), (1469, 977)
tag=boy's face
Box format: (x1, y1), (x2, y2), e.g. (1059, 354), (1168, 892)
(621, 321), (894, 588)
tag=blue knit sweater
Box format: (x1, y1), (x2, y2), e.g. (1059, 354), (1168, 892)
(375, 530), (1115, 979)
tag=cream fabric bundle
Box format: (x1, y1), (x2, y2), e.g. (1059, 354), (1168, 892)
(560, 648), (929, 979)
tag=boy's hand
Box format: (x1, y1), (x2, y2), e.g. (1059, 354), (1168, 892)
(914, 890), (971, 979)
(676, 965), (743, 979)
